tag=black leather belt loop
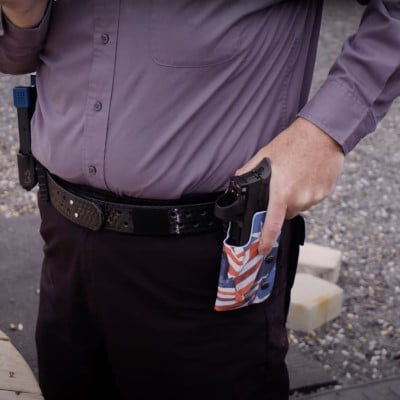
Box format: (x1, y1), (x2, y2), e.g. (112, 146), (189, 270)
(43, 170), (227, 236)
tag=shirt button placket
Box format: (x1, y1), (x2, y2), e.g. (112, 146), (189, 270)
(83, 3), (119, 188)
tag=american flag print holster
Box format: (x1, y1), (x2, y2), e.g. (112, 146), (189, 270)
(215, 210), (280, 311)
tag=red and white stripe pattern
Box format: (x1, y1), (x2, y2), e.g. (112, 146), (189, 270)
(214, 211), (279, 311)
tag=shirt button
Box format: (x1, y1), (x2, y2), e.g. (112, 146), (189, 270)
(94, 101), (102, 112)
(101, 33), (110, 45)
(88, 165), (97, 175)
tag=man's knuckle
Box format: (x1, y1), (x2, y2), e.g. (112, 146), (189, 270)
(314, 188), (329, 203)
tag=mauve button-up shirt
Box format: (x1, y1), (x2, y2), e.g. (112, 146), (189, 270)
(0, 0), (399, 199)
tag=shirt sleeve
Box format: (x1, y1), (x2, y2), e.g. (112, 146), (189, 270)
(0, 0), (52, 75)
(297, 0), (400, 154)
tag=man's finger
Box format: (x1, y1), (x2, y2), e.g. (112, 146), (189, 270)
(258, 188), (287, 255)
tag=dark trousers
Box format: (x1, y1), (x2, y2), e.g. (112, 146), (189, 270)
(35, 191), (305, 400)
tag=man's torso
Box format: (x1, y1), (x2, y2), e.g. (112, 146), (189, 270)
(32, 0), (322, 199)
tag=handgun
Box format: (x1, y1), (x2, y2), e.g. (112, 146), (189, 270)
(214, 157), (271, 246)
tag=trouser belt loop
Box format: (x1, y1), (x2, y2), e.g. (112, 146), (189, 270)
(35, 161), (50, 203)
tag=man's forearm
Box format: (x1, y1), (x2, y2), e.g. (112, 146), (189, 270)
(1, 0), (49, 28)
(297, 0), (400, 155)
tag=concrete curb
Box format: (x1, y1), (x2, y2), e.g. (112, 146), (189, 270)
(0, 330), (43, 400)
(287, 273), (344, 333)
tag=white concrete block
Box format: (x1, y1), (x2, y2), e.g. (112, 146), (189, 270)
(287, 273), (343, 333)
(298, 242), (342, 283)
(0, 331), (9, 342)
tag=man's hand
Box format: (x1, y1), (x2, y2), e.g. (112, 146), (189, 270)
(1, 0), (49, 29)
(234, 117), (345, 255)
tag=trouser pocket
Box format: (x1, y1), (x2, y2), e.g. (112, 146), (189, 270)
(283, 213), (305, 322)
(260, 214), (306, 398)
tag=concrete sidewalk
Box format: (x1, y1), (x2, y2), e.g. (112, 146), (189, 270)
(0, 329), (43, 399)
(0, 215), (42, 378)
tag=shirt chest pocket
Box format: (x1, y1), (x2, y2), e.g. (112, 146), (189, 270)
(150, 0), (243, 68)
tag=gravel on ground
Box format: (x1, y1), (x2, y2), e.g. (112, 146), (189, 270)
(288, 0), (400, 391)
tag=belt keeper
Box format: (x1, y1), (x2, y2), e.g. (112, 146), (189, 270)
(35, 162), (50, 202)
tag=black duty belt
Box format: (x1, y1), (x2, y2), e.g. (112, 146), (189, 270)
(40, 168), (227, 236)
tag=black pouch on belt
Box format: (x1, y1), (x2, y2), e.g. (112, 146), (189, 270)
(13, 75), (38, 191)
